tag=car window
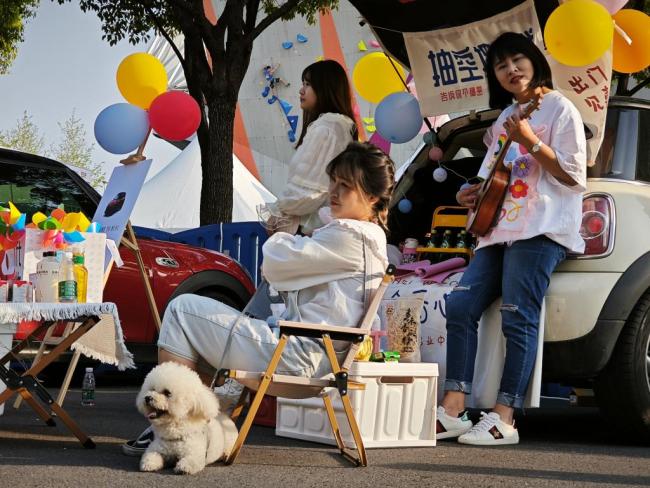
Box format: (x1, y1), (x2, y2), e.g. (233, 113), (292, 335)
(589, 107), (641, 181)
(0, 161), (97, 218)
(636, 109), (650, 184)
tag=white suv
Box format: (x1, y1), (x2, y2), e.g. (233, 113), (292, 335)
(388, 96), (650, 440)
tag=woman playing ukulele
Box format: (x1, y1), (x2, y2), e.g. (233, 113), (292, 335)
(437, 32), (587, 445)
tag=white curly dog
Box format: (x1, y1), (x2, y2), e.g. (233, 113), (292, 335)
(136, 362), (238, 474)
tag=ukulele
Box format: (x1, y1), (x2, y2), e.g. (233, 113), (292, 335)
(466, 95), (541, 236)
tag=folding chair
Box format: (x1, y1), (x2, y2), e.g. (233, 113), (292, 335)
(217, 264), (396, 467)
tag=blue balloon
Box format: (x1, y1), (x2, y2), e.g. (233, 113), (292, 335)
(375, 92), (422, 144)
(398, 198), (413, 214)
(94, 103), (150, 155)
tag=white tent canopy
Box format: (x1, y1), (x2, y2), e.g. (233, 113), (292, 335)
(131, 138), (276, 231)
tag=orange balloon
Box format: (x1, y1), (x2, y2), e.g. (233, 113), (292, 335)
(613, 9), (650, 73)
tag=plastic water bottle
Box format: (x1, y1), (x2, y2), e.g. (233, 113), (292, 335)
(81, 367), (96, 406)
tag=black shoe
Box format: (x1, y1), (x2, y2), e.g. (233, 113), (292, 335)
(121, 426), (153, 457)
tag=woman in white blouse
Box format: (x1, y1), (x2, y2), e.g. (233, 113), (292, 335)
(436, 32), (587, 446)
(123, 143), (394, 456)
(262, 60), (358, 235)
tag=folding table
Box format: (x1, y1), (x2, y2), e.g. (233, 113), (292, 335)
(0, 302), (129, 449)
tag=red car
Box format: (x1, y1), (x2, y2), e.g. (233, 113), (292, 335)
(0, 148), (255, 363)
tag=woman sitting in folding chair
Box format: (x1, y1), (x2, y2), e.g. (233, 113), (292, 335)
(122, 142), (395, 456)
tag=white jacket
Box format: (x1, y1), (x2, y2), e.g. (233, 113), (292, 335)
(262, 218), (388, 348)
(264, 113), (355, 234)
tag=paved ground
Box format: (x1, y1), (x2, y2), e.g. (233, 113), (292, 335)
(0, 387), (649, 488)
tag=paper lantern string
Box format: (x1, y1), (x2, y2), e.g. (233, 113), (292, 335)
(436, 161), (474, 187)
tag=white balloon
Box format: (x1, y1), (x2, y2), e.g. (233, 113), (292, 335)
(433, 167), (447, 182)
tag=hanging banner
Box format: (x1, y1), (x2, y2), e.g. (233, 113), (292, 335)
(404, 0), (542, 116)
(403, 0), (610, 162)
(549, 50), (612, 165)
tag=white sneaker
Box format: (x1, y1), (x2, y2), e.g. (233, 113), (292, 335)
(436, 406), (473, 440)
(458, 411), (519, 445)
(213, 378), (245, 415)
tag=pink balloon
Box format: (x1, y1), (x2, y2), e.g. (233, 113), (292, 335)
(149, 91), (201, 141)
(595, 0), (627, 14)
(369, 132), (391, 155)
(428, 146), (443, 161)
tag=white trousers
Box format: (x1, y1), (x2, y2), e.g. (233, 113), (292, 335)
(157, 294), (332, 377)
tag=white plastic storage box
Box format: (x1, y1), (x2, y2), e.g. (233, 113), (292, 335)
(276, 361), (438, 448)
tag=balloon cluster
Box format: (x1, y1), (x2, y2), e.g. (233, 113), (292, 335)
(352, 53), (422, 145)
(544, 0), (650, 73)
(95, 53), (201, 155)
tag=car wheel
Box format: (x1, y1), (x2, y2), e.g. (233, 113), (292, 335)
(194, 288), (244, 311)
(595, 289), (650, 442)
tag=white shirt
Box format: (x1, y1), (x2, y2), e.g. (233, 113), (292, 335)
(262, 218), (388, 344)
(264, 113), (355, 234)
(476, 91), (587, 253)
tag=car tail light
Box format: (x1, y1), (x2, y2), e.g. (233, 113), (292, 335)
(579, 194), (614, 257)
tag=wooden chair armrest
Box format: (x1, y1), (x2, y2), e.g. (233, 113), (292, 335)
(277, 320), (367, 342)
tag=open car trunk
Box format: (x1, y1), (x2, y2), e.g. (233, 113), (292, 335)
(387, 108), (500, 246)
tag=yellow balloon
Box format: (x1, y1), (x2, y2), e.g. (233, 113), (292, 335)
(353, 52), (405, 104)
(612, 9), (650, 74)
(116, 53), (168, 109)
(544, 0), (614, 67)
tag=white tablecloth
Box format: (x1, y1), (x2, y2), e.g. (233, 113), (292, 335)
(381, 275), (543, 408)
(0, 302), (134, 371)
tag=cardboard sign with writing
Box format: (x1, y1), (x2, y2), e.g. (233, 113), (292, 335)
(404, 0), (542, 116)
(92, 159), (152, 270)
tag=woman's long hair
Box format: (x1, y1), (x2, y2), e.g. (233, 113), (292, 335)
(326, 142), (395, 233)
(485, 32), (553, 110)
(296, 60), (358, 147)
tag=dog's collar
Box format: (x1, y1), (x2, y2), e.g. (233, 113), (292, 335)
(159, 435), (184, 442)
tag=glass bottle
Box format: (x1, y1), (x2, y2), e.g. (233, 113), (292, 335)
(72, 248), (88, 303)
(455, 230), (468, 262)
(439, 230), (453, 262)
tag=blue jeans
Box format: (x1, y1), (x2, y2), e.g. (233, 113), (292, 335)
(444, 235), (566, 408)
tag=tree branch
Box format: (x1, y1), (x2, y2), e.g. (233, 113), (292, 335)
(142, 2), (185, 67)
(247, 0), (304, 41)
(244, 0), (261, 34)
(628, 76), (650, 97)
